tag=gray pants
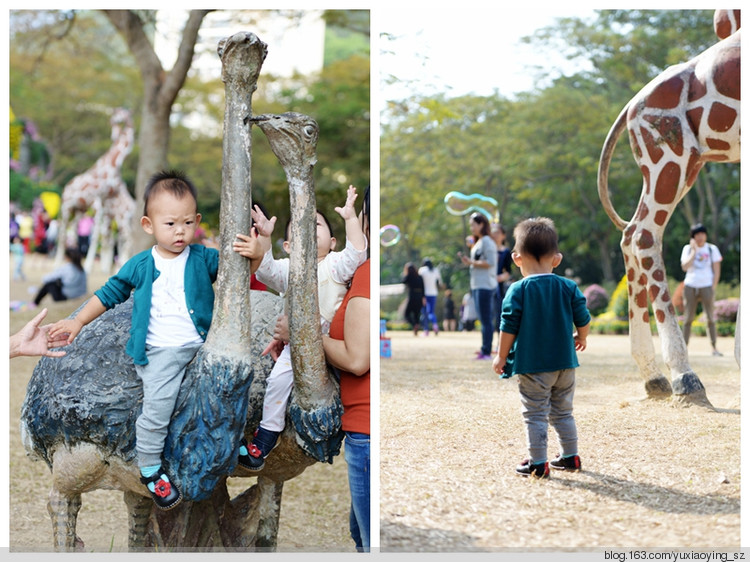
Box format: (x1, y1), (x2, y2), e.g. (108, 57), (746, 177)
(682, 285), (717, 347)
(517, 369), (578, 464)
(135, 344), (202, 467)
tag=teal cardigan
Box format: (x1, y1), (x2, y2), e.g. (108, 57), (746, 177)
(500, 274), (591, 376)
(94, 244), (219, 365)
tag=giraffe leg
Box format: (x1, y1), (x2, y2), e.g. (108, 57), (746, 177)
(622, 224), (672, 398)
(48, 487), (84, 552)
(54, 205), (71, 265)
(124, 490), (153, 551)
(629, 222), (713, 408)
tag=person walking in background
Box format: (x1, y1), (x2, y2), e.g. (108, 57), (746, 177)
(459, 212), (498, 359)
(11, 235), (26, 281)
(680, 223), (723, 356)
(491, 223), (513, 349)
(18, 212), (34, 254)
(460, 291), (477, 331)
(77, 212), (95, 256)
(402, 262), (425, 336)
(442, 289), (457, 332)
(418, 258), (442, 336)
(493, 217), (590, 478)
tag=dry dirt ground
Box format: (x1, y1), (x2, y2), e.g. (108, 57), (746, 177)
(7, 255), (353, 552)
(380, 328), (740, 552)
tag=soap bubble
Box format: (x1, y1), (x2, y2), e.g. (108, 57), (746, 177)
(379, 224), (401, 247)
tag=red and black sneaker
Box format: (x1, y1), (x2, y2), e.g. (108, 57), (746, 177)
(550, 454), (582, 471)
(140, 467), (182, 510)
(237, 428), (280, 472)
(515, 459), (550, 479)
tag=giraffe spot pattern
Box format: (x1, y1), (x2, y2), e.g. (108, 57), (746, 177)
(654, 162), (681, 204)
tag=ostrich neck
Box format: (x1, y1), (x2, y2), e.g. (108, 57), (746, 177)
(206, 33), (266, 353)
(287, 168), (330, 406)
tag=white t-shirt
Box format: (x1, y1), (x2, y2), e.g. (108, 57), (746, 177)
(418, 266), (442, 297)
(147, 246), (203, 347)
(681, 243), (722, 288)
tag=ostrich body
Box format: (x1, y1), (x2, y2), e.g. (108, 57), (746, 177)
(20, 33), (342, 551)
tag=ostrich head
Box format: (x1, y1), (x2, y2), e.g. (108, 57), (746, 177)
(250, 112), (319, 171)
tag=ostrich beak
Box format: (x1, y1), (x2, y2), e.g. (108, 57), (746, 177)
(248, 114), (272, 124)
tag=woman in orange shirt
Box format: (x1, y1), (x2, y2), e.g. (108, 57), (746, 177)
(322, 186), (370, 552)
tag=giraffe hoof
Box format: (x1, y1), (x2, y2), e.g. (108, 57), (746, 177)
(644, 376), (672, 399)
(671, 371), (714, 409)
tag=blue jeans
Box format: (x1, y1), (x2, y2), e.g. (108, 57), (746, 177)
(345, 431), (370, 552)
(473, 288), (495, 355)
(422, 295), (438, 331)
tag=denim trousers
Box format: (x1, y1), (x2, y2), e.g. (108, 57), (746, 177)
(422, 295), (438, 330)
(472, 288), (495, 355)
(517, 368), (578, 464)
(344, 431), (370, 552)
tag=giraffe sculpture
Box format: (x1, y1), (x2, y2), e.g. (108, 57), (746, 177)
(598, 10), (740, 407)
(97, 180), (136, 273)
(55, 107), (134, 273)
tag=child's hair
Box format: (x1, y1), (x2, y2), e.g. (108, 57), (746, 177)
(284, 209), (334, 242)
(470, 212), (491, 237)
(143, 170), (198, 216)
(513, 217), (559, 261)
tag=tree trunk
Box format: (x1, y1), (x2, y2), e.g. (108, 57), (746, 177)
(103, 9), (212, 254)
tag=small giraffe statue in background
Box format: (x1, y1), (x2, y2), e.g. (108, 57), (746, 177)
(96, 180), (136, 273)
(598, 9), (740, 407)
(55, 108), (135, 273)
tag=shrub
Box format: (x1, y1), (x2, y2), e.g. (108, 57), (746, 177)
(583, 284), (609, 316)
(609, 275), (630, 320)
(712, 298), (740, 323)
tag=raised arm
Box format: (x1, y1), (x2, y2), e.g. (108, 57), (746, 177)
(335, 185), (367, 252)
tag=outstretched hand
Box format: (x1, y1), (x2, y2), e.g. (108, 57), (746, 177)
(250, 205), (277, 238)
(334, 185), (358, 221)
(10, 308), (68, 358)
(261, 314), (290, 360)
(261, 338), (285, 361)
(47, 318), (84, 346)
(233, 230), (265, 260)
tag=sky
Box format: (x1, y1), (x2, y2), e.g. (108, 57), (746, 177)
(378, 6), (598, 103)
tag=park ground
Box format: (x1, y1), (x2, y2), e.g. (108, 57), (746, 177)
(8, 254), (352, 552)
(380, 328), (740, 551)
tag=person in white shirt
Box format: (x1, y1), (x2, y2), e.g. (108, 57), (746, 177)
(418, 258), (442, 335)
(680, 223), (723, 356)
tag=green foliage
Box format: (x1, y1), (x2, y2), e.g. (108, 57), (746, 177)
(9, 170), (61, 210)
(9, 10), (370, 235)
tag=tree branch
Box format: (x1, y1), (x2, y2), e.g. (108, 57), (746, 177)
(162, 10), (213, 106)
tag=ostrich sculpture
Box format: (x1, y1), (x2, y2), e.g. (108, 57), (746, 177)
(20, 32), (343, 551)
(597, 10), (740, 406)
